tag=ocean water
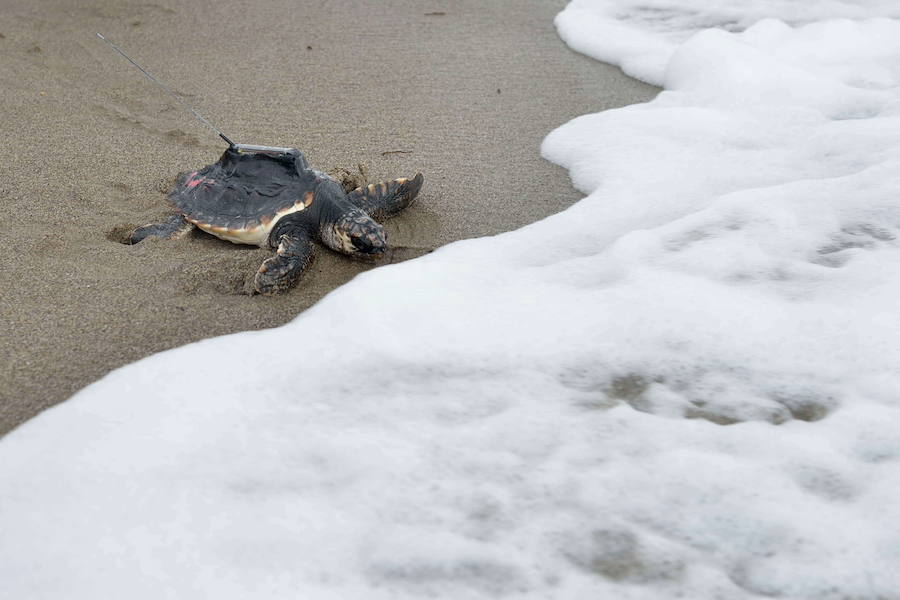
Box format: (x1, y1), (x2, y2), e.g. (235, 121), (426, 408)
(3, 2), (900, 598)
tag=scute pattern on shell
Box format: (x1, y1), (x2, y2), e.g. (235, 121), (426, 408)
(169, 149), (319, 236)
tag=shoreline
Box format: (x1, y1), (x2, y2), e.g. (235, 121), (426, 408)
(0, 0), (658, 434)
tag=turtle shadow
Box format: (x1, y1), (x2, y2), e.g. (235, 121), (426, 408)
(104, 222), (436, 296)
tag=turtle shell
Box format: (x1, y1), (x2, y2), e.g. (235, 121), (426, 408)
(170, 148), (318, 246)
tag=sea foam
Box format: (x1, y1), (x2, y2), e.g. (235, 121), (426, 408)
(2, 2), (900, 598)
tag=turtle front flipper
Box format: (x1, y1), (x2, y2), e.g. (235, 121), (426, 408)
(347, 173), (424, 223)
(129, 214), (194, 244)
(254, 232), (316, 295)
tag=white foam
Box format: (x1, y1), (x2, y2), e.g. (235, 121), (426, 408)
(3, 2), (900, 598)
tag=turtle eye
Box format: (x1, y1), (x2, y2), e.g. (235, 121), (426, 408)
(350, 227), (387, 255)
(351, 234), (375, 253)
(334, 214), (385, 256)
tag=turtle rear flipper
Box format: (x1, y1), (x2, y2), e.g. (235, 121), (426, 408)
(347, 173), (424, 223)
(129, 214), (194, 244)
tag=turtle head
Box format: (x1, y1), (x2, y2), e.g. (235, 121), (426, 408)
(322, 208), (387, 258)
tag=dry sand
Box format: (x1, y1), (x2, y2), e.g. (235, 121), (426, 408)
(0, 0), (658, 435)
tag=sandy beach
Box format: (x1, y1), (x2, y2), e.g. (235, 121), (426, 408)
(0, 0), (657, 435)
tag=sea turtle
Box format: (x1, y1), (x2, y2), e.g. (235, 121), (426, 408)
(129, 147), (424, 294)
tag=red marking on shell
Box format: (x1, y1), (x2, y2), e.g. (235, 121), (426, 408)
(186, 176), (203, 189)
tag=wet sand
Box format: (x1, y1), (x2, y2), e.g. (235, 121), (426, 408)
(0, 0), (658, 435)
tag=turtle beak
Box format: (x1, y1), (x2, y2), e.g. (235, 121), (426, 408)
(352, 234), (386, 255)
